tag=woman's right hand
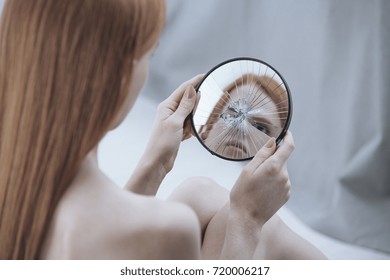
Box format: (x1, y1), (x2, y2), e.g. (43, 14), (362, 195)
(229, 131), (295, 229)
(125, 75), (203, 196)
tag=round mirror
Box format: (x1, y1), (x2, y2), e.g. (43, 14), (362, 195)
(191, 57), (292, 161)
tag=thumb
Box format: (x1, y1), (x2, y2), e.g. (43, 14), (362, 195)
(173, 86), (197, 120)
(248, 137), (276, 169)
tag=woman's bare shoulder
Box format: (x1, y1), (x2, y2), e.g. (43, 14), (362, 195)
(43, 173), (201, 259)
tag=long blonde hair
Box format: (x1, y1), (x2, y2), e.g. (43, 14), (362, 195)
(0, 0), (165, 259)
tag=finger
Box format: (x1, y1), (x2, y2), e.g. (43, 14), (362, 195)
(285, 179), (291, 201)
(193, 90), (201, 112)
(246, 137), (276, 171)
(270, 130), (295, 164)
(182, 116), (194, 141)
(173, 86), (197, 120)
(280, 164), (289, 184)
(169, 74), (204, 102)
(281, 164), (289, 178)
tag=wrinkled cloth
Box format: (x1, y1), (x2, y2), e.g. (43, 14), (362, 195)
(143, 0), (390, 252)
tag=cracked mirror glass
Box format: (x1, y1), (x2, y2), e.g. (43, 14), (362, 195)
(191, 58), (292, 161)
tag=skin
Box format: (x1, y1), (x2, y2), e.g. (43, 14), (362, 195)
(40, 45), (326, 259)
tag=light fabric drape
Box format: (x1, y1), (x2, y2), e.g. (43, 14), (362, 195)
(143, 0), (390, 253)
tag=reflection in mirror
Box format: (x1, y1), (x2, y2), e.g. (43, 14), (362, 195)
(191, 58), (292, 161)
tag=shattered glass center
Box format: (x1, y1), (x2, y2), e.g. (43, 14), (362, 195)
(219, 98), (249, 127)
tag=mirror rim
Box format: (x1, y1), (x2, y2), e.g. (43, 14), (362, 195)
(190, 57), (293, 161)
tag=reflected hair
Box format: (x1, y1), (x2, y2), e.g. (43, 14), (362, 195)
(0, 0), (165, 259)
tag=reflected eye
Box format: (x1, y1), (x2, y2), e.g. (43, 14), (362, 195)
(252, 122), (269, 134)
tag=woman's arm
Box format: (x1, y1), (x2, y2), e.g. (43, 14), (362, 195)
(125, 155), (168, 196)
(220, 132), (294, 259)
(125, 75), (203, 195)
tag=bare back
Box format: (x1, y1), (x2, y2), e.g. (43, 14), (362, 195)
(40, 159), (201, 259)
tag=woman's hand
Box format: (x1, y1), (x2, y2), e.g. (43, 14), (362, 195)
(230, 131), (295, 229)
(145, 74), (203, 173)
(125, 74), (203, 195)
(220, 131), (295, 259)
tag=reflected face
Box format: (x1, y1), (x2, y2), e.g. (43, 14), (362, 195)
(192, 59), (291, 161)
(201, 82), (282, 159)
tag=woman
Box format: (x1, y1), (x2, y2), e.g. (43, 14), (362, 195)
(0, 0), (325, 259)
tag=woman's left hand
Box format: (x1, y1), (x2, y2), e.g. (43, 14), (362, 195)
(145, 74), (203, 174)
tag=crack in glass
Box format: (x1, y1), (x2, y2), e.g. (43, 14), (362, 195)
(192, 58), (292, 161)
